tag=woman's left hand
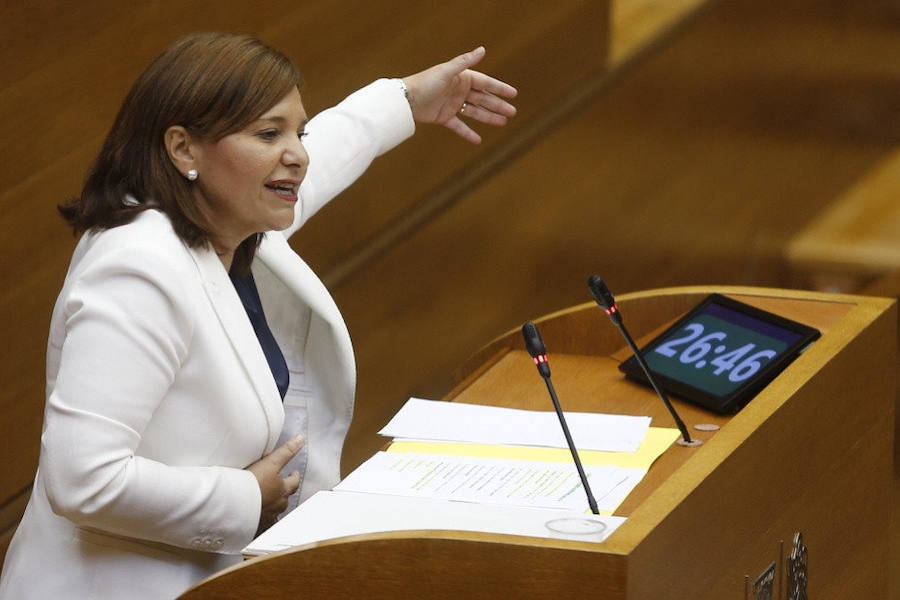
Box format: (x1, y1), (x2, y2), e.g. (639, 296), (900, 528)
(402, 47), (518, 144)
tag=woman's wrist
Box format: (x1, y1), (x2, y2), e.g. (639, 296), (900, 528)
(394, 78), (412, 108)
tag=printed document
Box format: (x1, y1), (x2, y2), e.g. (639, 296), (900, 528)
(334, 451), (645, 513)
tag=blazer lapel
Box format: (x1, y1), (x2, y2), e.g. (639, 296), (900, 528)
(253, 232), (358, 497)
(254, 233), (354, 371)
(187, 244), (284, 453)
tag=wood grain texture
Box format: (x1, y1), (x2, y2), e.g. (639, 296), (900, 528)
(788, 147), (900, 277)
(181, 533), (627, 600)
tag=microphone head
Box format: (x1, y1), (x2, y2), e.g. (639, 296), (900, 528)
(521, 321), (547, 358)
(587, 275), (616, 311)
(522, 321), (551, 377)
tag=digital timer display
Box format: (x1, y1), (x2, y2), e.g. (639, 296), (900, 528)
(619, 295), (820, 414)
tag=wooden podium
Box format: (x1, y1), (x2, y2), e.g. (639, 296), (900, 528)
(179, 286), (896, 599)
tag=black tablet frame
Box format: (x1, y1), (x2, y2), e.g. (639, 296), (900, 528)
(618, 294), (821, 414)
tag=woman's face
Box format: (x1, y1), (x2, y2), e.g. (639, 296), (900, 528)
(191, 87), (309, 251)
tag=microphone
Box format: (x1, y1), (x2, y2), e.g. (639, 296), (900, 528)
(587, 275), (697, 446)
(522, 321), (550, 378)
(522, 321), (600, 514)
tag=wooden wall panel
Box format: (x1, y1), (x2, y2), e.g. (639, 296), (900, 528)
(289, 2), (609, 275)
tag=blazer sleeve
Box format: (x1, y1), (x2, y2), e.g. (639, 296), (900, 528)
(40, 241), (261, 555)
(284, 78), (416, 237)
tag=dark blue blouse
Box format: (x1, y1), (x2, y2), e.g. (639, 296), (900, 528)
(229, 272), (289, 400)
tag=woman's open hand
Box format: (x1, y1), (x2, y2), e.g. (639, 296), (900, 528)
(402, 47), (518, 144)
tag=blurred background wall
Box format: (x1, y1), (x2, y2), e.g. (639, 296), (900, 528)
(2, 0), (900, 573)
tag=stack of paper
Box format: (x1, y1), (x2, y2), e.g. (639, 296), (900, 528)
(243, 398), (679, 556)
(370, 398), (676, 513)
(380, 397), (652, 452)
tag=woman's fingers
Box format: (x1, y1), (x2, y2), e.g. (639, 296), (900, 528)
(283, 470), (301, 496)
(444, 46), (486, 80)
(267, 435), (304, 470)
(463, 86), (518, 120)
(468, 71), (518, 102)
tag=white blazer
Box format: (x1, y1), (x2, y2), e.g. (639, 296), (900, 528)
(0, 79), (414, 600)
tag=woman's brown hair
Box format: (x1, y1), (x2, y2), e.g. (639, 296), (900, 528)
(59, 32), (302, 273)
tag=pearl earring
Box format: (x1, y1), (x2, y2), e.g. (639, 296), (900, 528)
(187, 169), (198, 181)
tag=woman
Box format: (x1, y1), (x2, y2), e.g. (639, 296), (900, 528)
(0, 32), (516, 599)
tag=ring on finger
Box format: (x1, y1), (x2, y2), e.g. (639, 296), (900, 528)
(459, 101), (468, 115)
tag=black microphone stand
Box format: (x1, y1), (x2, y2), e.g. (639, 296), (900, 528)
(588, 275), (698, 446)
(522, 322), (600, 514)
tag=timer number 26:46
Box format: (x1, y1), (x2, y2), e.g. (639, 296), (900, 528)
(653, 323), (776, 383)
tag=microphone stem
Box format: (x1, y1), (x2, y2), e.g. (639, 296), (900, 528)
(543, 376), (600, 515)
(615, 322), (693, 443)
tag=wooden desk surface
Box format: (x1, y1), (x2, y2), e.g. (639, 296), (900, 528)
(449, 288), (855, 521)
